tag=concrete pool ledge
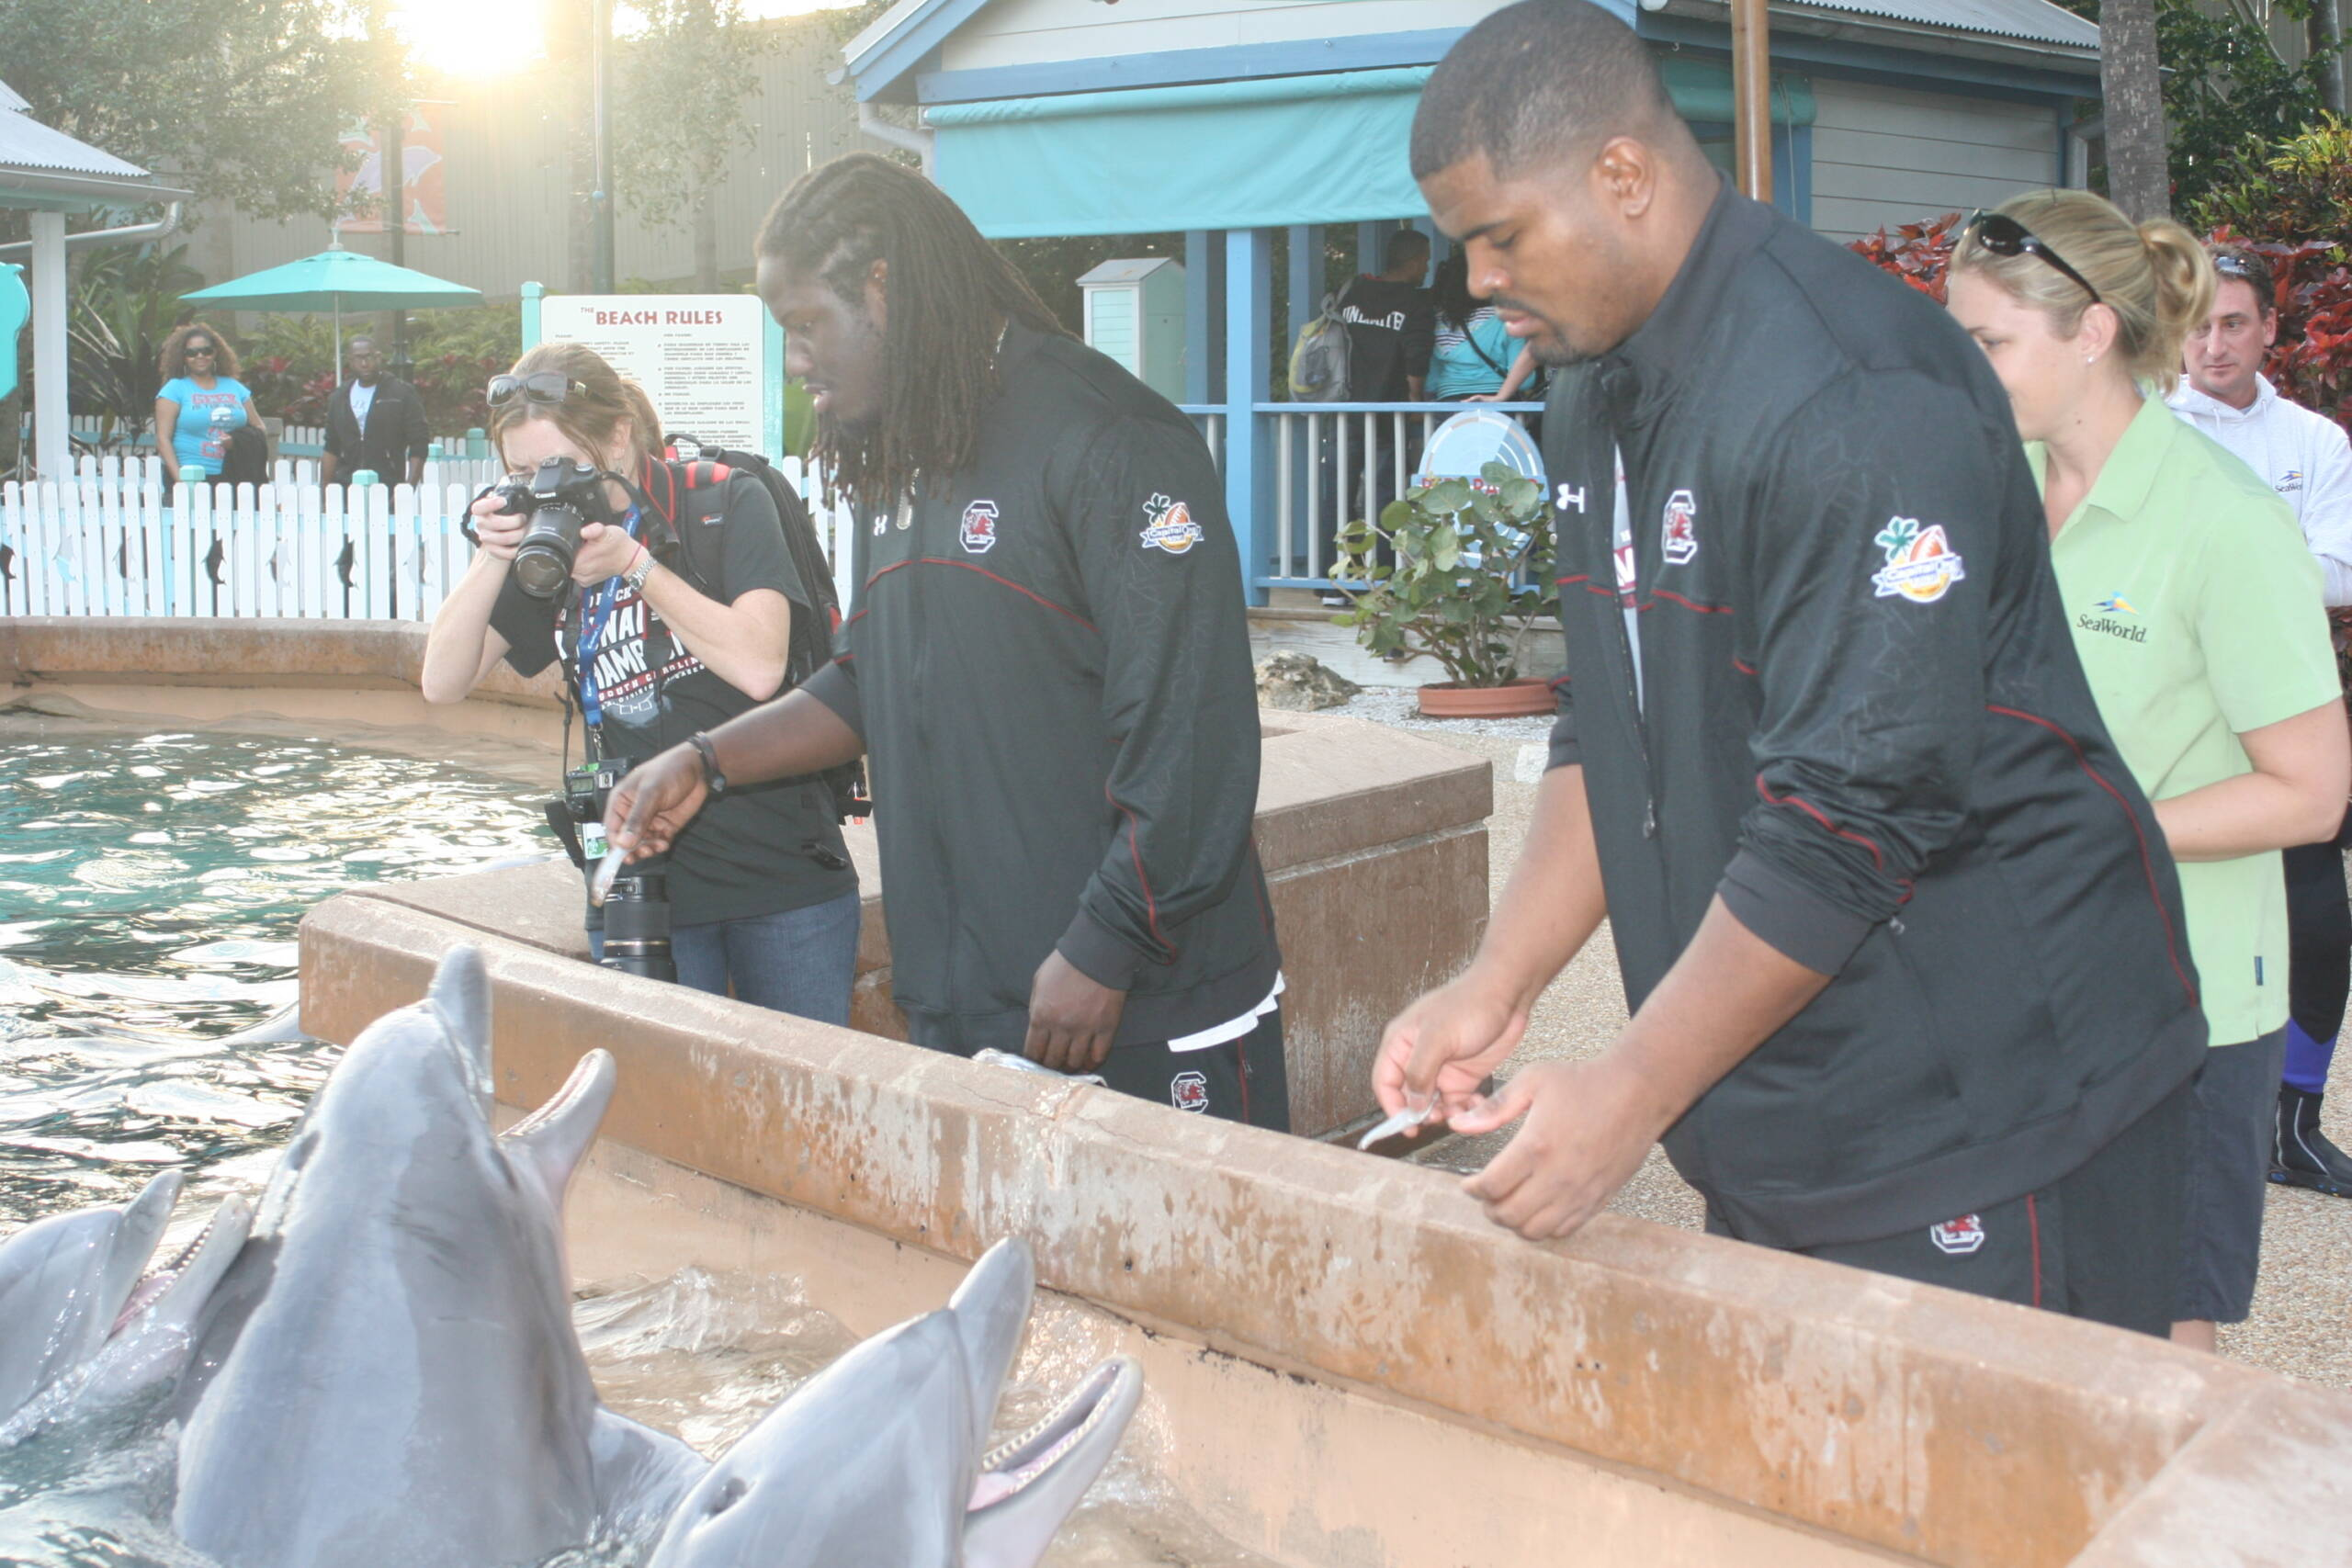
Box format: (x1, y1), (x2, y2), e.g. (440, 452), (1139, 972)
(299, 897), (2352, 1567)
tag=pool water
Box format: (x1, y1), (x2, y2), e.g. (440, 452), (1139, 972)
(0, 727), (551, 1226)
(0, 723), (1279, 1568)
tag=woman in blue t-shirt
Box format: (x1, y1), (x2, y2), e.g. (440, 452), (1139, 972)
(1426, 253), (1540, 403)
(153, 322), (263, 479)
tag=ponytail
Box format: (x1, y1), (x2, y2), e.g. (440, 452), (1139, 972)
(2137, 219), (2215, 387)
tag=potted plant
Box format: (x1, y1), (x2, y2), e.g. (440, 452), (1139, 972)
(1332, 460), (1559, 717)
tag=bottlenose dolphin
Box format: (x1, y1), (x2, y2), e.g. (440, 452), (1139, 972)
(0, 1172), (252, 1441)
(648, 1237), (1144, 1568)
(172, 945), (704, 1568)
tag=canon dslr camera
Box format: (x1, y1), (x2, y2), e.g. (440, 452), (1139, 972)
(493, 456), (616, 599)
(561, 758), (675, 984)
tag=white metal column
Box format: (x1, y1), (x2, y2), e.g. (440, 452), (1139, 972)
(29, 209), (67, 481)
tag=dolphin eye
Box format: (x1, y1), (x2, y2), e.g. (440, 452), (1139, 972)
(706, 1477), (746, 1517)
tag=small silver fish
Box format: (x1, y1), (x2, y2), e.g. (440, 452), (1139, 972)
(973, 1048), (1108, 1088)
(1357, 1093), (1441, 1150)
(588, 846), (628, 907)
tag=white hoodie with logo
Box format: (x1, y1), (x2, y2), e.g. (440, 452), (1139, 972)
(2168, 374), (2352, 607)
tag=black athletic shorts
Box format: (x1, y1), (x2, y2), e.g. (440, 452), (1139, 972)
(2177, 1032), (2285, 1325)
(1705, 1072), (2191, 1337)
(1096, 1010), (1291, 1133)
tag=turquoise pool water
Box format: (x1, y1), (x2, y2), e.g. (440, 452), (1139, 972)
(0, 726), (549, 1225)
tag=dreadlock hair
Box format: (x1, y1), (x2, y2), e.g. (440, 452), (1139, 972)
(755, 152), (1066, 513)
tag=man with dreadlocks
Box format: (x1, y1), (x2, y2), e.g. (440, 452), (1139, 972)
(605, 152), (1288, 1129)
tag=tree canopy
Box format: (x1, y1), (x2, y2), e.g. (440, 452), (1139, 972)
(0, 0), (403, 222)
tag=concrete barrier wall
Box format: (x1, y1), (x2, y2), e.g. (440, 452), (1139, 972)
(295, 905), (2352, 1568)
(0, 615), (1491, 1136)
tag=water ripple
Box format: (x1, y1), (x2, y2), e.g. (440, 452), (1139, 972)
(0, 728), (549, 1226)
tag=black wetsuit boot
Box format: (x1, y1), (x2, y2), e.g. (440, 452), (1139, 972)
(2275, 1085), (2352, 1197)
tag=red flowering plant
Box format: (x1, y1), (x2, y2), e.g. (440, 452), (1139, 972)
(1848, 212), (1964, 303)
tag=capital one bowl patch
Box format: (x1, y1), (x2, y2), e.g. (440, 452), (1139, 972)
(1139, 493), (1205, 555)
(1871, 516), (1966, 604)
(960, 499), (1000, 554)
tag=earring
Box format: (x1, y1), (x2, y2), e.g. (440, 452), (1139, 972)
(2086, 353), (2098, 365)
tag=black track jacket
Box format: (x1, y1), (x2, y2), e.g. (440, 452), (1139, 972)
(800, 322), (1279, 1055)
(1544, 186), (2207, 1248)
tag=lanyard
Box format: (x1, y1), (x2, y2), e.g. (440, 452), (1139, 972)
(574, 506), (643, 731)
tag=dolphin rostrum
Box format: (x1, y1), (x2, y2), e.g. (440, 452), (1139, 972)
(172, 945), (704, 1568)
(0, 1170), (252, 1444)
(647, 1236), (1144, 1568)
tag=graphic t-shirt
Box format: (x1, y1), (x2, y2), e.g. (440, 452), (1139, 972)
(159, 377), (252, 476)
(489, 470), (856, 928)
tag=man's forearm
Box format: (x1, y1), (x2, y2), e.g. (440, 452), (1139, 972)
(705, 687), (864, 784)
(1607, 897), (1833, 1132)
(1471, 764), (1610, 1007)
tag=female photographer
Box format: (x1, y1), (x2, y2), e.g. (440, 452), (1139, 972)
(421, 342), (859, 1024)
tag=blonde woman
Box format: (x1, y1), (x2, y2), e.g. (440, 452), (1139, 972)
(422, 341), (859, 1024)
(1949, 191), (2350, 1352)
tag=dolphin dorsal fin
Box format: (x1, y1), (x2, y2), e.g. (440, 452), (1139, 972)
(503, 1050), (616, 1209)
(947, 1239), (1035, 1453)
(426, 946), (494, 1108)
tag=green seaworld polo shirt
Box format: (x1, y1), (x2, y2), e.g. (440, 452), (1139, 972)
(2031, 393), (2339, 1045)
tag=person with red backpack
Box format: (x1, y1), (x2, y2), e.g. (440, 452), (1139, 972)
(420, 342), (860, 1024)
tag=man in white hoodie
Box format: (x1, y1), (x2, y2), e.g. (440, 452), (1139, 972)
(2173, 243), (2352, 1197)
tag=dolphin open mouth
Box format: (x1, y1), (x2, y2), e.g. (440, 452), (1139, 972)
(967, 1359), (1135, 1511)
(109, 1199), (246, 1338)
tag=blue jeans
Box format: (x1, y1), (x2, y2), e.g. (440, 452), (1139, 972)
(591, 889), (860, 1026)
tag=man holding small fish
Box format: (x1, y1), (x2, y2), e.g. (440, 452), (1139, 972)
(1374, 1), (2206, 1334)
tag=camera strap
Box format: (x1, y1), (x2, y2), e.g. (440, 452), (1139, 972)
(573, 505), (645, 731)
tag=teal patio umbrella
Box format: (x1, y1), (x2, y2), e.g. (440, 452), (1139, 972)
(182, 247), (482, 380)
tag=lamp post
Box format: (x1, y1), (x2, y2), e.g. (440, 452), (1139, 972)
(592, 0), (617, 295)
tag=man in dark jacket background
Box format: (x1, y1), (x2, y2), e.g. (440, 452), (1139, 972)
(320, 337), (429, 489)
(1374, 0), (2203, 1334)
(1321, 230), (1435, 603)
(605, 154), (1288, 1130)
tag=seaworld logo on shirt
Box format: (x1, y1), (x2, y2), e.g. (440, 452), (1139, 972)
(2079, 594), (2148, 643)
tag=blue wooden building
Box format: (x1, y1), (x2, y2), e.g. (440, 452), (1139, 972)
(839, 0), (2102, 602)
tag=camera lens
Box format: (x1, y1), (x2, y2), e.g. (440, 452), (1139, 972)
(512, 503), (586, 599)
(599, 874), (674, 984)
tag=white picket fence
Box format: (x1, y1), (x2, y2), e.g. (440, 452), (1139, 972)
(0, 457), (856, 622)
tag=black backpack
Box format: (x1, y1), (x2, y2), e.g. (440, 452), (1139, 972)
(649, 436), (872, 822)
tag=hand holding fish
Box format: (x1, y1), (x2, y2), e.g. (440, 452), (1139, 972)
(1371, 970), (1530, 1138)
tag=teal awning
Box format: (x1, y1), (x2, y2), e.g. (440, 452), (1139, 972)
(929, 59), (1814, 239)
(932, 68), (1432, 238)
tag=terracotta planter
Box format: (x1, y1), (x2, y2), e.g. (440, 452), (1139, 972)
(1416, 677), (1555, 718)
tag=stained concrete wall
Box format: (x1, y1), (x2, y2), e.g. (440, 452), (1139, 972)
(0, 616), (1490, 1137)
(298, 908), (2352, 1568)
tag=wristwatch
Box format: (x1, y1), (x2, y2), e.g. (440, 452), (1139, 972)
(686, 731), (728, 796)
(622, 546), (655, 593)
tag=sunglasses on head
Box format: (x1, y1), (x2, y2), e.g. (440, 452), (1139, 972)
(1965, 211), (2103, 307)
(486, 372), (588, 408)
(2213, 254), (2257, 280)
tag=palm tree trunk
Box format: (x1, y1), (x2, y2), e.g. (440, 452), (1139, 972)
(2101, 0), (2172, 220)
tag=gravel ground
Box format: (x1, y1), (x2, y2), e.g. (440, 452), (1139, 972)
(1332, 698), (2352, 1390)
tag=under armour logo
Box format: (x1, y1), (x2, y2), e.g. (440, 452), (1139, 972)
(1555, 483), (1587, 513)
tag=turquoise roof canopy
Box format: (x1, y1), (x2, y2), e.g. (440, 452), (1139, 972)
(931, 60), (1815, 239)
